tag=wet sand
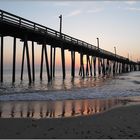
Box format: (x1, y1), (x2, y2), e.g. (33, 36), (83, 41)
(1, 104), (140, 139)
(0, 98), (122, 119)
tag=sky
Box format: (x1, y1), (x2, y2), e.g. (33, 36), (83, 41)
(0, 1), (140, 69)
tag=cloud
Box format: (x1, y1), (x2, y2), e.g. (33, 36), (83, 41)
(124, 1), (137, 5)
(87, 8), (103, 13)
(66, 10), (82, 17)
(54, 2), (70, 7)
(65, 7), (103, 18)
(125, 7), (140, 11)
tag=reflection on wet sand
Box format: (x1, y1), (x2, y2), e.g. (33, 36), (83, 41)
(0, 106), (2, 118)
(0, 98), (125, 119)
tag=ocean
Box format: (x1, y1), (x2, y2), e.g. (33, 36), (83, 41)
(0, 69), (140, 119)
(0, 69), (140, 101)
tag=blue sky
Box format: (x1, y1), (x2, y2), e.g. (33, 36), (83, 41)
(0, 1), (140, 65)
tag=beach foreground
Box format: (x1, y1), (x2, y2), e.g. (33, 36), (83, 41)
(0, 104), (140, 139)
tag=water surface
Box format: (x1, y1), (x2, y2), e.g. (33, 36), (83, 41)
(0, 70), (140, 101)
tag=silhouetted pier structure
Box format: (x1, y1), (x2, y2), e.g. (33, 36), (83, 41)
(0, 9), (140, 83)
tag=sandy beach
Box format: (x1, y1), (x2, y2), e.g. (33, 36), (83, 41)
(0, 104), (140, 139)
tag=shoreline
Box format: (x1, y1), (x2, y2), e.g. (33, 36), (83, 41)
(1, 104), (140, 138)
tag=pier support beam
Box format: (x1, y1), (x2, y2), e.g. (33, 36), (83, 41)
(86, 55), (89, 76)
(25, 38), (32, 83)
(32, 41), (35, 82)
(50, 45), (56, 79)
(93, 56), (96, 77)
(122, 63), (124, 73)
(89, 56), (92, 76)
(71, 51), (75, 78)
(50, 45), (53, 79)
(130, 64), (132, 72)
(50, 46), (56, 79)
(61, 46), (65, 79)
(44, 45), (50, 82)
(100, 58), (103, 75)
(122, 63), (125, 73)
(21, 41), (25, 81)
(0, 36), (4, 82)
(85, 55), (92, 76)
(79, 52), (85, 78)
(102, 58), (105, 76)
(53, 47), (56, 77)
(40, 44), (44, 80)
(134, 64), (137, 71)
(98, 57), (101, 76)
(119, 63), (121, 74)
(113, 61), (116, 75)
(20, 37), (32, 83)
(115, 61), (118, 74)
(109, 60), (112, 75)
(40, 42), (50, 82)
(79, 61), (82, 76)
(12, 37), (16, 83)
(106, 59), (109, 75)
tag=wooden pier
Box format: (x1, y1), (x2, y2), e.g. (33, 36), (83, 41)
(0, 9), (139, 83)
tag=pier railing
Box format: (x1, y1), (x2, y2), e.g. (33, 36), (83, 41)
(0, 9), (131, 62)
